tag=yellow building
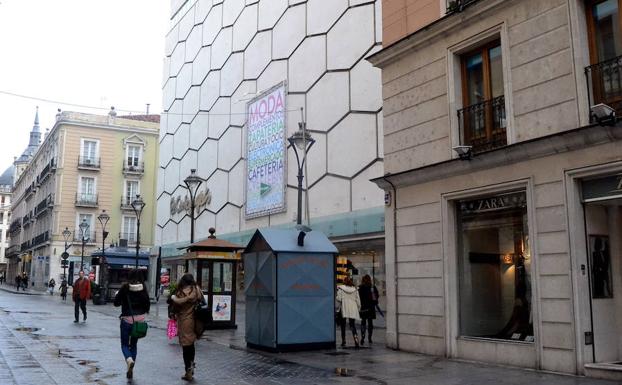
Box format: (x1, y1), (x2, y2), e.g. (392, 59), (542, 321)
(7, 108), (159, 290)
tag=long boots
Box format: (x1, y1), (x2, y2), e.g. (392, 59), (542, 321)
(181, 363), (194, 381)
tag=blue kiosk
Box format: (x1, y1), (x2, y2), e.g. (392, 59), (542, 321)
(243, 228), (338, 352)
(91, 245), (150, 301)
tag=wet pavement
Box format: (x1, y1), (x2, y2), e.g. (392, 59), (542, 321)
(0, 289), (618, 385)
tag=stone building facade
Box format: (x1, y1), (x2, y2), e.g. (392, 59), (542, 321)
(370, 0), (622, 380)
(7, 110), (159, 290)
(159, 0), (386, 299)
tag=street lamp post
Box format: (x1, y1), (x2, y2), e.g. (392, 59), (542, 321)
(131, 194), (146, 269)
(183, 168), (204, 272)
(97, 210), (110, 285)
(78, 219), (90, 271)
(62, 227), (72, 280)
(287, 122), (315, 225)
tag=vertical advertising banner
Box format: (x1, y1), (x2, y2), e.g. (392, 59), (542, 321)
(245, 83), (287, 219)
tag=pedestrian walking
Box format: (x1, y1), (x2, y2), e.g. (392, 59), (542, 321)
(336, 277), (361, 348)
(113, 269), (150, 380)
(15, 275), (21, 290)
(358, 274), (379, 345)
(21, 273), (28, 291)
(0, 272), (5, 285)
(72, 271), (91, 323)
(59, 279), (68, 301)
(168, 273), (204, 381)
(48, 278), (56, 295)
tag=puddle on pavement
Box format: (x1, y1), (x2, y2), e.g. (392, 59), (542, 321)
(14, 327), (41, 332)
(335, 367), (353, 376)
(78, 359), (98, 366)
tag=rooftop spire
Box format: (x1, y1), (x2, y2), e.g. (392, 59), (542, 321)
(33, 106), (40, 129)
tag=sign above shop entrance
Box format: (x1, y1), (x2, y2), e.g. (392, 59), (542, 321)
(459, 191), (526, 215)
(582, 173), (622, 202)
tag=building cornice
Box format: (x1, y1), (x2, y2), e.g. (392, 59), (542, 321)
(367, 0), (507, 68)
(372, 123), (622, 190)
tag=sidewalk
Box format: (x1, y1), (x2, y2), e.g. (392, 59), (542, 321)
(83, 298), (615, 385)
(0, 284), (44, 296)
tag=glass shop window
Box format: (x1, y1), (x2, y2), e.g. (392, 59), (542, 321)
(457, 191), (534, 342)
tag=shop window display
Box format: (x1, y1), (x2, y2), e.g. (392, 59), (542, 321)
(457, 191), (534, 342)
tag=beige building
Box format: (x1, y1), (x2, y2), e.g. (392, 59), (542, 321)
(0, 170), (11, 276)
(370, 0), (622, 380)
(7, 108), (159, 290)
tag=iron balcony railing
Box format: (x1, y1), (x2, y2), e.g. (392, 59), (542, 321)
(120, 195), (139, 210)
(457, 95), (507, 154)
(78, 156), (101, 169)
(34, 194), (54, 217)
(123, 161), (145, 174)
(75, 193), (98, 207)
(9, 219), (21, 234)
(6, 244), (20, 257)
(20, 240), (30, 251)
(31, 231), (49, 248)
(119, 231), (137, 243)
(585, 55), (622, 120)
(73, 231), (96, 243)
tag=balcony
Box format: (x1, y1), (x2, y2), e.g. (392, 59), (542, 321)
(120, 196), (138, 210)
(24, 183), (36, 200)
(119, 231), (137, 244)
(31, 231), (50, 248)
(6, 244), (20, 257)
(123, 162), (145, 176)
(78, 156), (101, 170)
(22, 212), (33, 228)
(446, 0), (478, 13)
(585, 55), (622, 119)
(75, 193), (98, 207)
(8, 219), (21, 234)
(38, 159), (56, 185)
(34, 194), (54, 217)
(73, 231), (96, 244)
(457, 95), (507, 154)
(20, 240), (30, 252)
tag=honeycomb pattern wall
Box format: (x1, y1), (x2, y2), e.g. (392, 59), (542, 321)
(158, 0), (384, 246)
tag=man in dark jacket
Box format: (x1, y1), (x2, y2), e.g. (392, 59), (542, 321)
(73, 271), (91, 323)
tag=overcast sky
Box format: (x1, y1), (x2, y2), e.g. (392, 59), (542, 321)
(0, 0), (169, 172)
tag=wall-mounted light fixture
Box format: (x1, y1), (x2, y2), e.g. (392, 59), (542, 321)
(452, 145), (473, 160)
(590, 103), (616, 126)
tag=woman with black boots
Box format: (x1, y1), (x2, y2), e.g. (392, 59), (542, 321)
(358, 274), (379, 345)
(169, 273), (204, 381)
(336, 277), (361, 348)
(113, 269), (151, 380)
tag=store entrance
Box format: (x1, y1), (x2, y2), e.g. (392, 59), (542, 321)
(584, 199), (622, 364)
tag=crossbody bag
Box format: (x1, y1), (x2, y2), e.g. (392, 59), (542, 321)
(126, 293), (148, 339)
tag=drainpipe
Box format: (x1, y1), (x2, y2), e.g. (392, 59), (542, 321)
(383, 176), (399, 350)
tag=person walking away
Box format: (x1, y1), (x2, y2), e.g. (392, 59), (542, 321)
(72, 271), (91, 323)
(0, 272), (4, 285)
(336, 277), (361, 348)
(15, 275), (21, 290)
(358, 274), (379, 345)
(114, 269), (150, 380)
(168, 273), (204, 381)
(21, 273), (29, 291)
(60, 279), (68, 301)
(48, 278), (56, 295)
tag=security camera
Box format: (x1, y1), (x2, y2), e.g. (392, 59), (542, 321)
(452, 145), (473, 160)
(590, 103), (616, 125)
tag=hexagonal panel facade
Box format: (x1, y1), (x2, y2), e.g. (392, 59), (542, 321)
(160, 0), (383, 244)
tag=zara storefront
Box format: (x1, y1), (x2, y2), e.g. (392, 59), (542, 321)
(374, 123), (622, 377)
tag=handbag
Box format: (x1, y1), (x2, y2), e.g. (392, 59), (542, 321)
(167, 319), (178, 340)
(126, 293), (148, 339)
(194, 290), (211, 324)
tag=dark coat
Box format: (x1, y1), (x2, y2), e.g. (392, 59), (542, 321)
(358, 284), (379, 319)
(114, 283), (151, 317)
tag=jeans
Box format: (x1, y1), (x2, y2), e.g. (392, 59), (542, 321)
(74, 298), (87, 321)
(120, 320), (138, 361)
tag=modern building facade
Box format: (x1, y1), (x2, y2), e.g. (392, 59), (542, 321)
(159, 0), (385, 301)
(370, 0), (622, 379)
(7, 109), (159, 290)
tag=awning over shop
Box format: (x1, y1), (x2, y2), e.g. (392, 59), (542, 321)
(91, 246), (150, 267)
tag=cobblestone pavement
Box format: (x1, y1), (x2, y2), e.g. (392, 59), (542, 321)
(0, 289), (618, 385)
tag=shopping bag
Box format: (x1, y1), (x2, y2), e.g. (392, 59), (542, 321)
(167, 319), (178, 340)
